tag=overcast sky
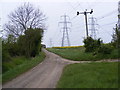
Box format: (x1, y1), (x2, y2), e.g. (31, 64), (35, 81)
(0, 0), (119, 47)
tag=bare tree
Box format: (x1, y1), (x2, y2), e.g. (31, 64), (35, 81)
(4, 3), (46, 37)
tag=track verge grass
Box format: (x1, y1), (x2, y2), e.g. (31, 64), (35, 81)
(2, 51), (45, 84)
(57, 62), (118, 88)
(47, 47), (119, 61)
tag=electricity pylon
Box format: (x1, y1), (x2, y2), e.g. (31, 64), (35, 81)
(58, 14), (72, 47)
(88, 16), (99, 39)
(118, 1), (120, 31)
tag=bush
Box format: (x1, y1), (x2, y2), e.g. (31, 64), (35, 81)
(112, 25), (120, 48)
(83, 37), (114, 55)
(83, 37), (102, 52)
(8, 42), (20, 56)
(2, 35), (20, 58)
(2, 41), (12, 62)
(2, 63), (9, 73)
(98, 45), (113, 54)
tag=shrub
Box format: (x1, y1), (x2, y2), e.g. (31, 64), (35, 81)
(7, 42), (20, 56)
(2, 35), (20, 58)
(2, 41), (12, 62)
(112, 25), (120, 48)
(2, 50), (11, 63)
(2, 63), (9, 73)
(98, 45), (113, 54)
(83, 37), (102, 52)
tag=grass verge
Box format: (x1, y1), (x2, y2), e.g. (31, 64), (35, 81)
(2, 51), (45, 84)
(47, 47), (119, 61)
(57, 62), (118, 88)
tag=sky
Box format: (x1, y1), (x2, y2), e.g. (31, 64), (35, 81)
(0, 0), (119, 47)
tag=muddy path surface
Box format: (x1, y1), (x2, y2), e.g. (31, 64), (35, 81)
(3, 49), (119, 88)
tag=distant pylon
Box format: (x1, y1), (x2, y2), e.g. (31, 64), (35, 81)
(118, 1), (120, 31)
(58, 14), (72, 47)
(0, 18), (2, 38)
(49, 38), (53, 47)
(88, 16), (98, 39)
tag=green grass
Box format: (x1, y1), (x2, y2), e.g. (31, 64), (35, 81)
(3, 56), (28, 72)
(47, 47), (119, 61)
(2, 51), (45, 84)
(57, 62), (118, 88)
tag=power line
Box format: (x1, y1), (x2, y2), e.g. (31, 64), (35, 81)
(99, 26), (112, 36)
(86, 2), (92, 9)
(101, 21), (117, 26)
(66, 2), (84, 16)
(71, 15), (78, 21)
(66, 2), (78, 15)
(97, 9), (117, 20)
(76, 1), (84, 11)
(67, 2), (85, 21)
(58, 14), (72, 47)
(67, 2), (76, 10)
(86, 1), (98, 9)
(67, 2), (94, 21)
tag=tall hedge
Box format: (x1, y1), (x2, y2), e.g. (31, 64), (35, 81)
(18, 28), (43, 57)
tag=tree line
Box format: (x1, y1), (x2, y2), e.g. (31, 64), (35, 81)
(2, 3), (46, 73)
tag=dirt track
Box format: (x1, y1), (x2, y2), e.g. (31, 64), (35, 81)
(2, 49), (78, 88)
(2, 49), (119, 88)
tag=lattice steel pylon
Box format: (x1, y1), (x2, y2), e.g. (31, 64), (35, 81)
(88, 16), (98, 39)
(58, 14), (72, 47)
(118, 1), (120, 31)
(49, 38), (54, 47)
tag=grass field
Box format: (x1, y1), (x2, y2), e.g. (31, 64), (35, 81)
(57, 62), (118, 88)
(47, 47), (119, 61)
(2, 51), (45, 83)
